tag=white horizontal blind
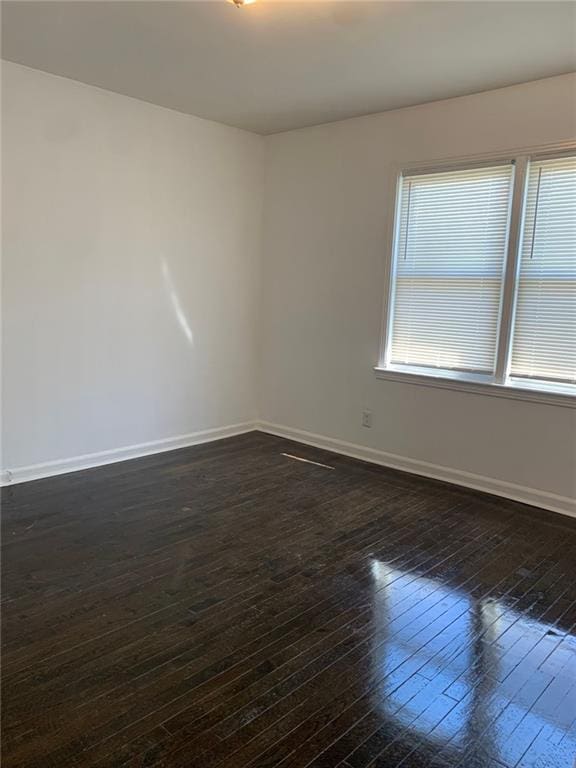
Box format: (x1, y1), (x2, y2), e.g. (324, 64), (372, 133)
(510, 155), (576, 385)
(389, 164), (514, 373)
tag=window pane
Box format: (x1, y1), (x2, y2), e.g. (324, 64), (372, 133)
(510, 155), (576, 386)
(389, 164), (514, 373)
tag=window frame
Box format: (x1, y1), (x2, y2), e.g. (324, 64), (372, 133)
(375, 142), (576, 409)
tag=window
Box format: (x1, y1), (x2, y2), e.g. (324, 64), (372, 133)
(378, 149), (576, 406)
(510, 156), (576, 385)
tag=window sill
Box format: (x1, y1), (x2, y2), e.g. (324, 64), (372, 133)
(374, 366), (576, 408)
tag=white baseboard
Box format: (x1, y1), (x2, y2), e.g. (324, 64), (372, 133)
(3, 419), (574, 521)
(0, 421), (258, 486)
(257, 421), (576, 520)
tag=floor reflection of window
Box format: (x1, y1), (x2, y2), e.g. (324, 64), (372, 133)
(473, 603), (576, 767)
(367, 558), (576, 765)
(369, 559), (473, 748)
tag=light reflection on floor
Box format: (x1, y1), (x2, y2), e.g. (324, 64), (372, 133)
(367, 558), (576, 767)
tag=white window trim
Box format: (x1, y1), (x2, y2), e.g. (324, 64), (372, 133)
(376, 141), (576, 409)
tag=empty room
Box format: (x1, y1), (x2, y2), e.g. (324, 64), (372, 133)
(1, 1), (575, 767)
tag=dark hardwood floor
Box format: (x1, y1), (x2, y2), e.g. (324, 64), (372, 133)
(2, 431), (576, 768)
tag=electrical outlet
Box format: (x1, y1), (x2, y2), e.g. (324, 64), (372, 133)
(362, 409), (372, 428)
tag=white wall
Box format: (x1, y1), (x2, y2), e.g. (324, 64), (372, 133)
(260, 74), (576, 509)
(2, 62), (263, 471)
(3, 63), (575, 513)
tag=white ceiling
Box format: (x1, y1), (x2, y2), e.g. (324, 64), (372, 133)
(2, 1), (575, 134)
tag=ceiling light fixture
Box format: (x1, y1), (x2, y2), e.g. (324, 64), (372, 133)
(228, 0), (255, 7)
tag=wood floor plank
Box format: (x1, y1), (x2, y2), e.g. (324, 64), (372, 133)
(2, 432), (575, 768)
